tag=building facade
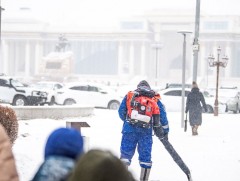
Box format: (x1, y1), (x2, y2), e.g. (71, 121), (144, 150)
(1, 9), (240, 87)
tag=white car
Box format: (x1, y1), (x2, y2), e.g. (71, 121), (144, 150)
(55, 82), (122, 110)
(204, 88), (240, 113)
(0, 76), (48, 106)
(29, 81), (64, 105)
(158, 88), (226, 113)
(225, 91), (240, 113)
(205, 88), (238, 103)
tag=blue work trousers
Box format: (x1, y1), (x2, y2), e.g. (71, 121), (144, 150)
(120, 131), (153, 168)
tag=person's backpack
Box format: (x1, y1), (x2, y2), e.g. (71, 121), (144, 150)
(126, 91), (160, 128)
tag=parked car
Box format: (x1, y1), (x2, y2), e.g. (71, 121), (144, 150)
(205, 88), (240, 113)
(0, 76), (48, 106)
(29, 81), (64, 105)
(158, 88), (226, 113)
(55, 82), (122, 110)
(205, 86), (238, 102)
(165, 83), (192, 89)
(226, 91), (240, 113)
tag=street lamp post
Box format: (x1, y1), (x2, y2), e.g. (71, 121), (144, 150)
(151, 42), (163, 86)
(178, 31), (192, 128)
(208, 46), (228, 116)
(193, 0), (201, 82)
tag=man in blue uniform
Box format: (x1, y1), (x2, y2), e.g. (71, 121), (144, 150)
(118, 80), (169, 181)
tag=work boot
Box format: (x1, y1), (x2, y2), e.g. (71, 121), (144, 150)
(140, 167), (151, 181)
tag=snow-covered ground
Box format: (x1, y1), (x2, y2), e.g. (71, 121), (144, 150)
(13, 109), (240, 181)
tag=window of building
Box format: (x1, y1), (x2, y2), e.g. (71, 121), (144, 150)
(203, 21), (228, 30)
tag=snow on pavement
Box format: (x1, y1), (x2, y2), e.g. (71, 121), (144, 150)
(13, 109), (240, 181)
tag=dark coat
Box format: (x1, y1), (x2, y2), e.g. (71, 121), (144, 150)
(185, 88), (207, 126)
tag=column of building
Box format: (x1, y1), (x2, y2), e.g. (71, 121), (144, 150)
(129, 42), (135, 77)
(34, 41), (43, 76)
(117, 41), (123, 76)
(118, 40), (148, 81)
(24, 42), (30, 77)
(140, 42), (146, 76)
(14, 43), (20, 75)
(2, 40), (8, 75)
(224, 43), (231, 78)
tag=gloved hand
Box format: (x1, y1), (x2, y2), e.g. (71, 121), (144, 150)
(154, 126), (169, 140)
(163, 133), (168, 141)
(153, 126), (164, 138)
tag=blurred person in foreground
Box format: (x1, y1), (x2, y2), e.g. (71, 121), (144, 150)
(32, 127), (84, 181)
(118, 80), (169, 181)
(185, 81), (207, 136)
(68, 149), (135, 181)
(0, 124), (19, 181)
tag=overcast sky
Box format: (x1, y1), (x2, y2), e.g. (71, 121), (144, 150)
(2, 0), (240, 27)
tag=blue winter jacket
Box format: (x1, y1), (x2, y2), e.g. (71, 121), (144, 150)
(118, 95), (169, 134)
(32, 156), (75, 181)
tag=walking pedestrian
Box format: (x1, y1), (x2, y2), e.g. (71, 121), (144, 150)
(185, 81), (207, 136)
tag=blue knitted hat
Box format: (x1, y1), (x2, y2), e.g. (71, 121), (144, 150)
(44, 127), (84, 159)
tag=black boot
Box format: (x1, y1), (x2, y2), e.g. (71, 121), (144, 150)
(140, 167), (151, 181)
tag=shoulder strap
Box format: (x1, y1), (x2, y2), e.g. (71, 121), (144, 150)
(153, 93), (161, 102)
(126, 91), (135, 115)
